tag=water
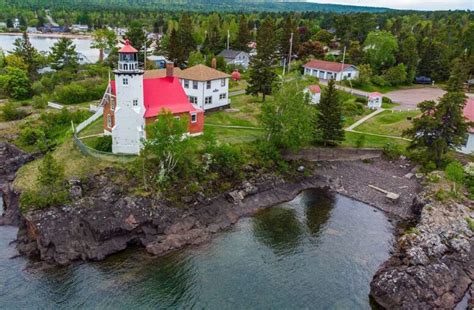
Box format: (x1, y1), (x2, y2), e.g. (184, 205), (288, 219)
(0, 34), (99, 63)
(0, 189), (393, 309)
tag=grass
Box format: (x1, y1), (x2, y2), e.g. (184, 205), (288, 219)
(229, 80), (248, 92)
(14, 139), (114, 192)
(355, 110), (420, 137)
(78, 117), (104, 138)
(342, 131), (410, 149)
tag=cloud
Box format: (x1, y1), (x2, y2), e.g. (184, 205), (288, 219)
(307, 0), (474, 10)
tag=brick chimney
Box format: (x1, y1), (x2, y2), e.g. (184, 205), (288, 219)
(166, 62), (174, 77)
(211, 57), (217, 69)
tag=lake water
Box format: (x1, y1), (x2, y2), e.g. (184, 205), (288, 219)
(0, 34), (99, 63)
(0, 189), (393, 309)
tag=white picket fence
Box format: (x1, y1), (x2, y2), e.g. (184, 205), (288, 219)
(75, 107), (104, 133)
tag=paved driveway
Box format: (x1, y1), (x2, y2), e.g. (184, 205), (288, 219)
(385, 87), (446, 110)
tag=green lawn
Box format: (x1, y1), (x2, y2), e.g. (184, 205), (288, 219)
(77, 117), (104, 137)
(229, 80), (248, 92)
(355, 110), (420, 137)
(342, 131), (410, 149)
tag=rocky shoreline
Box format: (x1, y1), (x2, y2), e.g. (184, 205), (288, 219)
(370, 177), (474, 309)
(3, 141), (473, 308)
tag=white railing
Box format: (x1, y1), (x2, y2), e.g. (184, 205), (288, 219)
(47, 102), (64, 109)
(75, 107), (104, 133)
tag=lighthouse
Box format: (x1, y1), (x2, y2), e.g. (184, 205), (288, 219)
(112, 40), (145, 154)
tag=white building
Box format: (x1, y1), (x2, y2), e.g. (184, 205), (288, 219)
(460, 98), (474, 155)
(110, 40), (146, 154)
(13, 18), (20, 29)
(303, 59), (359, 81)
(71, 24), (89, 33)
(218, 49), (251, 69)
(304, 85), (321, 104)
(179, 64), (231, 111)
(368, 92), (382, 109)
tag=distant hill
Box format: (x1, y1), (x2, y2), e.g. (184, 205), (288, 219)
(4, 0), (391, 13)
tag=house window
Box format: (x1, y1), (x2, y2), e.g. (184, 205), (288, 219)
(221, 79), (226, 87)
(191, 112), (197, 123)
(348, 73), (352, 78)
(205, 96), (212, 105)
(188, 96), (198, 104)
(219, 93), (227, 100)
(206, 81), (211, 89)
(174, 116), (181, 120)
(110, 98), (115, 111)
(107, 114), (112, 128)
(123, 78), (128, 85)
(133, 99), (138, 106)
(193, 81), (198, 89)
(184, 79), (189, 88)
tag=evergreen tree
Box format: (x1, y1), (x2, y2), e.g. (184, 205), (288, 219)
(13, 32), (40, 78)
(125, 21), (150, 62)
(38, 153), (65, 188)
(176, 13), (196, 67)
(279, 15), (300, 63)
(316, 79), (344, 146)
(347, 40), (364, 65)
(246, 17), (278, 101)
(235, 15), (251, 52)
(202, 24), (222, 55)
(417, 39), (450, 82)
(167, 28), (179, 64)
(446, 57), (469, 92)
(398, 34), (419, 82)
(49, 38), (79, 71)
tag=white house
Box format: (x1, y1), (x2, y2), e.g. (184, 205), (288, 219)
(303, 59), (358, 81)
(304, 85), (321, 104)
(71, 24), (89, 33)
(368, 92), (382, 109)
(179, 64), (231, 111)
(218, 49), (251, 69)
(460, 98), (474, 155)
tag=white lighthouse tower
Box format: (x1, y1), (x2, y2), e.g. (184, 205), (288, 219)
(112, 40), (146, 154)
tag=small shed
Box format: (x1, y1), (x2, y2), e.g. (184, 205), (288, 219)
(305, 85), (321, 104)
(368, 92), (382, 109)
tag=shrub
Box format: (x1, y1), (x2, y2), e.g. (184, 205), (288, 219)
(94, 136), (112, 152)
(383, 64), (407, 86)
(32, 94), (48, 109)
(19, 127), (46, 146)
(371, 75), (388, 87)
(382, 142), (401, 159)
(1, 103), (27, 121)
(53, 79), (107, 104)
(342, 101), (365, 116)
(382, 96), (392, 104)
(466, 217), (474, 232)
(355, 97), (366, 104)
(445, 161), (464, 193)
(205, 144), (244, 178)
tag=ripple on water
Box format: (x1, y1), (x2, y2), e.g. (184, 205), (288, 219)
(0, 189), (393, 309)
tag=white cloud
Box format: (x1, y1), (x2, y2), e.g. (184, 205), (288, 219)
(307, 0), (474, 10)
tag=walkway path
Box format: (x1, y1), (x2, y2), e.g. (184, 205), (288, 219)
(229, 89), (246, 97)
(345, 108), (386, 131)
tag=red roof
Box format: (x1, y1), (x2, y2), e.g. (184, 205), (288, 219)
(464, 98), (474, 133)
(369, 92), (382, 98)
(119, 39), (138, 53)
(304, 59), (354, 72)
(110, 77), (202, 118)
(307, 85), (321, 94)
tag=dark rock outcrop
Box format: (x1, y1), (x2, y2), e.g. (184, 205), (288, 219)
(16, 173), (327, 265)
(0, 142), (35, 226)
(370, 188), (474, 309)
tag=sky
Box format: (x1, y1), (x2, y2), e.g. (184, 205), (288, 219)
(308, 0), (474, 10)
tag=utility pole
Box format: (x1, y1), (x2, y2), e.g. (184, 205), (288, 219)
(287, 32), (293, 74)
(227, 29), (230, 50)
(341, 45), (352, 93)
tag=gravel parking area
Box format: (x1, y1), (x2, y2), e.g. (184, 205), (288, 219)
(385, 87), (446, 110)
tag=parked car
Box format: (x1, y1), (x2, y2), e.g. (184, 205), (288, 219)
(414, 76), (432, 84)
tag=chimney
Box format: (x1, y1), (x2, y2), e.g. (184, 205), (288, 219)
(211, 57), (217, 69)
(166, 62), (174, 77)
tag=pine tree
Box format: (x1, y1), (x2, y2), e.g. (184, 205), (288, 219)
(49, 38), (79, 71)
(176, 13), (196, 67)
(279, 15), (299, 63)
(446, 57), (469, 92)
(202, 24), (222, 55)
(397, 34), (419, 83)
(167, 28), (179, 64)
(316, 79), (345, 146)
(246, 17), (278, 102)
(404, 62), (471, 166)
(235, 15), (251, 52)
(13, 32), (40, 78)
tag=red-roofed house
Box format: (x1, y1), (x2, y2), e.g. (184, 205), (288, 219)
(460, 98), (474, 154)
(102, 40), (204, 154)
(368, 92), (383, 109)
(304, 85), (321, 104)
(303, 59), (359, 81)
